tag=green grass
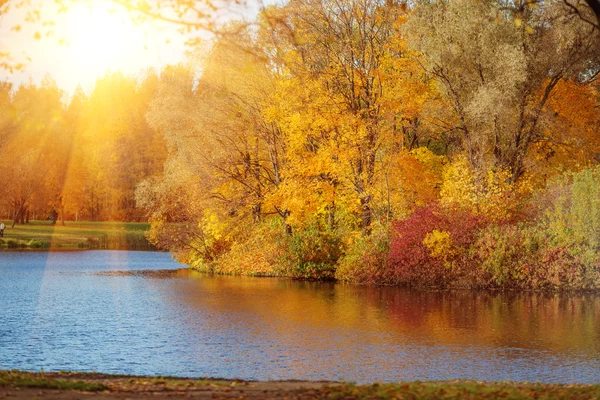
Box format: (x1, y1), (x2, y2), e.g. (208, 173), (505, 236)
(320, 381), (600, 399)
(1, 371), (599, 398)
(0, 220), (156, 251)
(0, 371), (108, 392)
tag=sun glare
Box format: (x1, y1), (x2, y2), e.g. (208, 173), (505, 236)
(3, 1), (185, 94)
(61, 4), (152, 75)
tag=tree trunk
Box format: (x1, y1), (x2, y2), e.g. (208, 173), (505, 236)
(50, 209), (58, 225)
(11, 209), (18, 228)
(283, 210), (293, 236)
(252, 202), (262, 223)
(360, 195), (372, 236)
(18, 206), (26, 225)
(327, 202), (336, 231)
(12, 202), (24, 228)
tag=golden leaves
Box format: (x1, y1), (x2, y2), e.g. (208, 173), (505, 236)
(423, 229), (452, 259)
(439, 157), (531, 222)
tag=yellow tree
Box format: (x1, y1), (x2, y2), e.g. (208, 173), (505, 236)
(262, 0), (432, 235)
(3, 76), (66, 226)
(77, 71), (166, 221)
(58, 86), (89, 222)
(195, 30), (286, 229)
(146, 27), (290, 240)
(0, 81), (15, 199)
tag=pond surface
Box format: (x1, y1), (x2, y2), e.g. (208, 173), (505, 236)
(1, 250), (599, 383)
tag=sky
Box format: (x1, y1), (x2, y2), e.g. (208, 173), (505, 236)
(0, 0), (264, 97)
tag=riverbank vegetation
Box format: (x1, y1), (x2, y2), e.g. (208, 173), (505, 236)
(0, 221), (154, 250)
(1, 370), (600, 399)
(2, 1), (600, 289)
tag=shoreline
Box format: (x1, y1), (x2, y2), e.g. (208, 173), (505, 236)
(3, 220), (599, 292)
(1, 370), (600, 399)
(187, 265), (600, 294)
(3, 249), (600, 293)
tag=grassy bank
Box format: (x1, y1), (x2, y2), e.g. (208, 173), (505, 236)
(0, 220), (156, 251)
(0, 370), (108, 392)
(1, 371), (599, 399)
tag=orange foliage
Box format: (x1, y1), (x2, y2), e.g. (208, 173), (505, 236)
(528, 79), (600, 182)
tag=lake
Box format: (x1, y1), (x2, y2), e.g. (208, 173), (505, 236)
(0, 250), (599, 383)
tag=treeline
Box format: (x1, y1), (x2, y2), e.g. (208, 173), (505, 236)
(0, 71), (167, 225)
(134, 0), (600, 289)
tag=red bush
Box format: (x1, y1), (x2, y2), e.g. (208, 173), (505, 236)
(385, 204), (484, 287)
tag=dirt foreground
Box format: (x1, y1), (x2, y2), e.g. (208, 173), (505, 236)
(2, 370), (600, 400)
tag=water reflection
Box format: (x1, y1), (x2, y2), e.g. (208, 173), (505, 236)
(0, 252), (599, 383)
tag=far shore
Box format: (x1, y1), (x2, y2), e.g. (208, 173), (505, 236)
(0, 220), (156, 251)
(1, 370), (600, 400)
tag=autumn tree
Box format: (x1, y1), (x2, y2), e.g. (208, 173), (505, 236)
(142, 26), (292, 261)
(195, 31), (287, 228)
(2, 76), (66, 226)
(76, 71), (166, 221)
(140, 64), (223, 259)
(58, 86), (89, 223)
(0, 81), (15, 197)
(261, 0), (436, 235)
(525, 79), (600, 181)
(0, 72), (168, 223)
(405, 0), (600, 182)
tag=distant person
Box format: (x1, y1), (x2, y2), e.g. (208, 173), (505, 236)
(0, 221), (4, 237)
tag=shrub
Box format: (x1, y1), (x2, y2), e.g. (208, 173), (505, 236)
(543, 167), (600, 249)
(282, 225), (344, 280)
(473, 222), (600, 290)
(212, 220), (288, 277)
(528, 167), (600, 246)
(570, 168), (600, 248)
(474, 223), (540, 288)
(386, 204), (484, 287)
(335, 227), (390, 283)
(7, 239), (18, 249)
(86, 237), (100, 249)
(28, 240), (43, 249)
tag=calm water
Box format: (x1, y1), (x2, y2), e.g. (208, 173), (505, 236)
(1, 250), (599, 383)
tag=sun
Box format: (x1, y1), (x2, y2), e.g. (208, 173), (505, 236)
(7, 0), (186, 93)
(60, 3), (151, 74)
